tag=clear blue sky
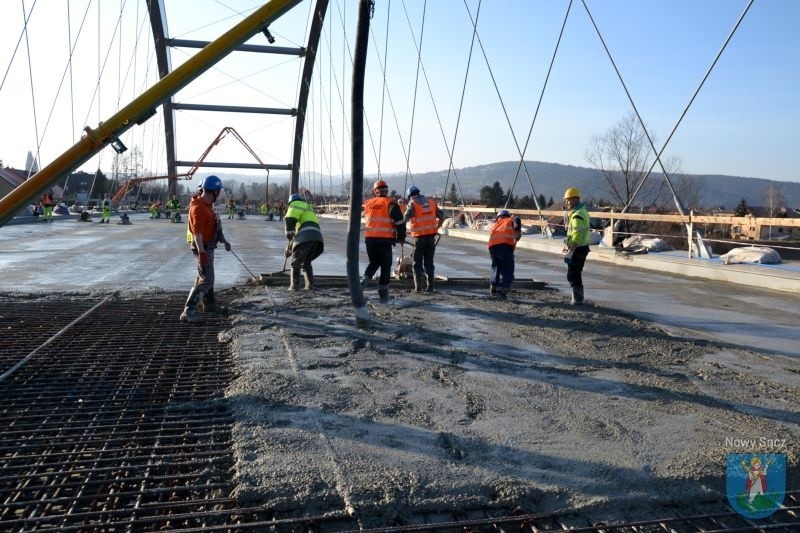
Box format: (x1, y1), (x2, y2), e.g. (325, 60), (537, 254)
(1, 0), (798, 185)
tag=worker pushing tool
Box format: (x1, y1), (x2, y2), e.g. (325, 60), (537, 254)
(361, 179), (407, 300)
(284, 193), (324, 291)
(402, 186), (445, 293)
(180, 175), (232, 323)
(487, 209), (522, 299)
(562, 186), (592, 305)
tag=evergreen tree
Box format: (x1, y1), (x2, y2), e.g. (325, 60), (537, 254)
(479, 181), (506, 207)
(734, 198), (749, 217)
(448, 183), (459, 205)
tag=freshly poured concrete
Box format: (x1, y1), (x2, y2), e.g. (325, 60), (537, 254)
(1, 212), (798, 524)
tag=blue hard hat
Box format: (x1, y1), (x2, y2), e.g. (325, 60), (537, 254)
(201, 175), (223, 191)
(406, 186), (420, 199)
(288, 193), (303, 204)
(497, 209), (511, 218)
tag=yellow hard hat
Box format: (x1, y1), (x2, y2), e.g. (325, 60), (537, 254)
(563, 187), (580, 199)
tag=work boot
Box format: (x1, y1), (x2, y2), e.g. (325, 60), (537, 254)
(496, 287), (508, 300)
(303, 265), (316, 291)
(202, 289), (229, 315)
(425, 273), (435, 293)
(378, 284), (389, 301)
(360, 275), (370, 289)
(180, 287), (205, 323)
(288, 267), (301, 291)
(413, 273), (424, 293)
(571, 285), (584, 305)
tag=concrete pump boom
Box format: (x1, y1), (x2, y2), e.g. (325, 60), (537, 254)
(111, 127), (269, 206)
(0, 0), (302, 228)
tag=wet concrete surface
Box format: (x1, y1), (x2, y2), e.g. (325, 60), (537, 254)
(2, 211), (799, 358)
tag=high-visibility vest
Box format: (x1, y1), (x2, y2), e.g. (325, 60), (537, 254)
(407, 197), (439, 237)
(285, 200), (323, 243)
(488, 217), (517, 249)
(364, 196), (396, 239)
(566, 203), (592, 247)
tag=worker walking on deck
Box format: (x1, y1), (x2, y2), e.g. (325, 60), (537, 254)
(180, 175), (232, 323)
(402, 186), (445, 292)
(41, 191), (54, 222)
(488, 209), (522, 299)
(167, 194), (181, 223)
(562, 187), (592, 305)
(100, 193), (112, 224)
(284, 194), (324, 291)
(361, 180), (406, 300)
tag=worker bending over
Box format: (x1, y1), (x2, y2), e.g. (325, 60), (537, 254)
(284, 194), (324, 291)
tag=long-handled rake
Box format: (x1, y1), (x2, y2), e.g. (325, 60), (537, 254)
(229, 248), (258, 281)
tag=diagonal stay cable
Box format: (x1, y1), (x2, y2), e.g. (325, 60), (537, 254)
(581, 0), (682, 214)
(401, 0), (471, 204)
(400, 0), (428, 191)
(38, 2), (93, 169)
(625, 0), (755, 213)
(376, 0), (392, 177)
(81, 0), (127, 143)
(508, 0), (574, 215)
(22, 0), (42, 178)
(368, 24), (410, 179)
(462, 1), (539, 210)
(0, 0), (38, 95)
(441, 0), (483, 209)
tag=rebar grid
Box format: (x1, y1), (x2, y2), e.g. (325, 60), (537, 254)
(0, 294), (239, 531)
(0, 293), (797, 532)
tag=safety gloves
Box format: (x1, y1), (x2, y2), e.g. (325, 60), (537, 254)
(562, 245), (574, 265)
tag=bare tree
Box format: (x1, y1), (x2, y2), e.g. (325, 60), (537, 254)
(763, 181), (785, 239)
(671, 173), (706, 211)
(585, 112), (668, 211)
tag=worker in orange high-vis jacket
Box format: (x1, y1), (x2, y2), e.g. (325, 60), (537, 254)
(180, 175), (232, 323)
(402, 186), (445, 292)
(361, 179), (406, 300)
(488, 209), (522, 299)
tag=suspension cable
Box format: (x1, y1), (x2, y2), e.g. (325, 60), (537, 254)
(462, 2), (539, 211)
(441, 0), (482, 209)
(376, 0), (392, 177)
(368, 26), (410, 178)
(627, 0), (755, 213)
(37, 2), (93, 175)
(400, 0), (470, 206)
(0, 0), (38, 95)
(400, 0), (427, 191)
(508, 0), (574, 215)
(22, 0), (41, 178)
(581, 0), (708, 217)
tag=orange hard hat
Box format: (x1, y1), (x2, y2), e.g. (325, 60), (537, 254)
(373, 180), (389, 190)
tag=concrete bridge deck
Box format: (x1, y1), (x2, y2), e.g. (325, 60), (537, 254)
(1, 212), (798, 358)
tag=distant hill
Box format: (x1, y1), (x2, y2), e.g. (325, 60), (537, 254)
(376, 161), (800, 210)
(205, 162), (800, 210)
